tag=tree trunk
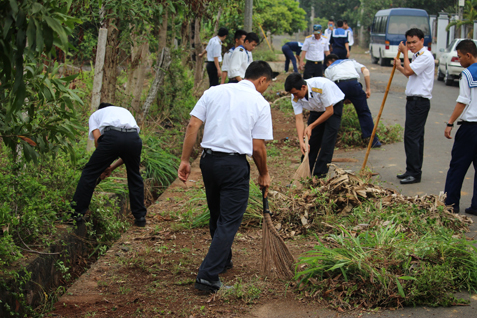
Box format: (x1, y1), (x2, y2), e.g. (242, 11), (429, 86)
(213, 7), (222, 34)
(193, 18), (204, 90)
(101, 16), (122, 104)
(131, 41), (150, 113)
(126, 28), (142, 96)
(158, 11), (168, 56)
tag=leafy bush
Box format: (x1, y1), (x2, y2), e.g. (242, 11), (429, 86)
(252, 47), (279, 62)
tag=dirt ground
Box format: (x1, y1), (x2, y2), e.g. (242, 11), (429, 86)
(48, 60), (380, 318)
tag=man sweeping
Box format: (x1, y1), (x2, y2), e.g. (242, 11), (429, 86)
(178, 61), (273, 293)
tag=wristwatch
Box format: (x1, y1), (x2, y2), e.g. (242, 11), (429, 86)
(446, 122), (454, 127)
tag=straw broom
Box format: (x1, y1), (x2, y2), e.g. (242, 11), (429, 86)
(260, 189), (295, 279)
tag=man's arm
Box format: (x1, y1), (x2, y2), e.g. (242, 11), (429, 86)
(92, 129), (101, 148)
(394, 41), (414, 77)
(361, 66), (371, 98)
(345, 43), (350, 58)
(252, 139), (271, 197)
(299, 51), (306, 70)
(444, 103), (466, 139)
(304, 105), (334, 139)
(101, 158), (124, 180)
(178, 116), (204, 182)
(221, 71), (227, 84)
(198, 49), (207, 58)
(295, 113), (307, 154)
(214, 56), (222, 78)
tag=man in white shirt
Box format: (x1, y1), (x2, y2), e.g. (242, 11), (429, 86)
(343, 20), (354, 52)
(228, 32), (259, 83)
(221, 29), (247, 84)
(324, 53), (381, 147)
(199, 27), (228, 87)
(178, 61), (273, 293)
(300, 24), (330, 79)
(394, 28), (435, 184)
(285, 73), (345, 177)
(444, 40), (477, 214)
(71, 103), (147, 227)
(324, 19), (334, 38)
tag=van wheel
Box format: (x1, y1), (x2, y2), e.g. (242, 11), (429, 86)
(437, 67), (444, 81)
(379, 51), (389, 66)
(444, 69), (453, 86)
(370, 49), (378, 64)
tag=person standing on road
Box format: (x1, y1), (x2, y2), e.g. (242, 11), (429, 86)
(324, 54), (381, 148)
(299, 25), (330, 79)
(285, 73), (345, 178)
(394, 28), (435, 185)
(282, 41), (303, 73)
(71, 103), (147, 227)
(178, 61), (273, 293)
(330, 20), (350, 59)
(199, 27), (229, 87)
(444, 40), (477, 215)
(221, 29), (247, 84)
(228, 32), (260, 83)
(343, 20), (354, 52)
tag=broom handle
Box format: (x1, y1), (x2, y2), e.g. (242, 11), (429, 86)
(361, 51), (401, 172)
(262, 189), (270, 215)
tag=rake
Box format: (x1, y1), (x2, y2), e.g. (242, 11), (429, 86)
(260, 189), (295, 279)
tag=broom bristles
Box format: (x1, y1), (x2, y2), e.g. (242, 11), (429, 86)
(261, 212), (295, 279)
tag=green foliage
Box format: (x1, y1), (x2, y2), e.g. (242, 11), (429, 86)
(0, 0), (85, 163)
(255, 0), (307, 36)
(446, 0), (477, 37)
(252, 46), (279, 61)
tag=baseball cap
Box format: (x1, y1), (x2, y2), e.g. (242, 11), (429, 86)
(313, 24), (322, 34)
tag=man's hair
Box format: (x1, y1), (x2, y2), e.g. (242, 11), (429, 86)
(284, 73), (307, 92)
(328, 19), (334, 22)
(245, 32), (260, 44)
(456, 39), (477, 57)
(336, 20), (344, 27)
(218, 27), (229, 37)
(324, 54), (339, 65)
(405, 28), (424, 40)
(98, 102), (114, 109)
(234, 29), (247, 41)
(244, 61), (272, 81)
(343, 20), (348, 24)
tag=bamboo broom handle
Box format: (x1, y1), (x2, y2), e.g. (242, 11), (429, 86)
(361, 51), (401, 172)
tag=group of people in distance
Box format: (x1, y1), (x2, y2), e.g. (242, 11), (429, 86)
(68, 22), (477, 295)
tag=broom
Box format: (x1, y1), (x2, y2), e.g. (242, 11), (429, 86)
(260, 189), (295, 279)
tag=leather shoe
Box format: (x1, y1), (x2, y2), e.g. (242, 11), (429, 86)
(134, 216), (146, 227)
(465, 207), (477, 216)
(400, 175), (420, 184)
(397, 172), (411, 179)
(195, 278), (223, 293)
(220, 261), (233, 274)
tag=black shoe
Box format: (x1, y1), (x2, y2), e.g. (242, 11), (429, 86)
(195, 278), (223, 293)
(371, 140), (382, 148)
(134, 216), (146, 227)
(70, 212), (85, 224)
(397, 172), (411, 179)
(400, 176), (421, 184)
(220, 261), (234, 274)
(465, 207), (477, 216)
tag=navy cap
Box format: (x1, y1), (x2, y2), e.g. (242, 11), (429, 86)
(313, 24), (322, 34)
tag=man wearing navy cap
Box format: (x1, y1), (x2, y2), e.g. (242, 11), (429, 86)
(330, 20), (349, 59)
(299, 24), (330, 79)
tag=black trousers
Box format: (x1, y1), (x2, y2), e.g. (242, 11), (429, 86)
(332, 47), (347, 59)
(206, 62), (219, 87)
(308, 101), (344, 176)
(445, 123), (477, 210)
(303, 61), (323, 79)
(198, 152), (250, 281)
(72, 130), (147, 219)
(404, 98), (430, 177)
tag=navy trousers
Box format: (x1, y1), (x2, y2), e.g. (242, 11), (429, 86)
(308, 101), (344, 176)
(72, 130), (147, 219)
(206, 62), (219, 87)
(336, 80), (377, 140)
(404, 98), (430, 177)
(332, 48), (348, 59)
(282, 44), (298, 73)
(304, 61), (323, 79)
(444, 123), (477, 210)
(197, 152), (250, 281)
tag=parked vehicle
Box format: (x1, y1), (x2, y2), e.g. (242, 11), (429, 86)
(369, 8), (432, 66)
(438, 38), (477, 86)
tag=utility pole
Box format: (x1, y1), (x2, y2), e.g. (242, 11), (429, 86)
(459, 0), (465, 38)
(310, 6), (315, 34)
(244, 0), (253, 32)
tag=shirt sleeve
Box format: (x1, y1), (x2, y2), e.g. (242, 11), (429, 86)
(190, 91), (209, 122)
(221, 53), (229, 71)
(302, 38), (310, 52)
(457, 76), (471, 106)
(321, 81), (344, 106)
(228, 50), (242, 78)
(251, 101), (273, 141)
(324, 38), (330, 51)
(352, 60), (365, 73)
(210, 40), (221, 59)
(410, 54), (432, 76)
(291, 95), (303, 115)
(88, 113), (100, 141)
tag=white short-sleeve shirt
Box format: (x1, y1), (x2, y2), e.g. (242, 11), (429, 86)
(325, 59), (364, 82)
(302, 35), (330, 62)
(205, 36), (223, 62)
(291, 77), (345, 115)
(221, 47), (234, 72)
(190, 80), (273, 156)
(88, 106), (140, 140)
(228, 46), (252, 79)
(347, 28), (354, 46)
(456, 71), (477, 122)
(405, 48), (434, 99)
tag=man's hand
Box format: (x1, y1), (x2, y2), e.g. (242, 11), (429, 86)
(258, 172), (271, 198)
(444, 127), (453, 139)
(365, 88), (371, 98)
(398, 41), (407, 53)
(304, 125), (313, 140)
(101, 166), (113, 180)
(299, 62), (304, 71)
(299, 140), (309, 155)
(178, 160), (191, 183)
(217, 69), (222, 78)
(346, 51), (350, 58)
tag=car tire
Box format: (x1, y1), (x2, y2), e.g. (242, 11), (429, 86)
(379, 51), (389, 66)
(437, 66), (444, 81)
(444, 68), (453, 86)
(370, 48), (378, 64)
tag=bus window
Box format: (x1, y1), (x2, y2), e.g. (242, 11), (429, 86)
(387, 16), (430, 35)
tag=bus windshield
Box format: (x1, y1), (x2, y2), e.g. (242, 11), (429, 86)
(387, 16), (430, 35)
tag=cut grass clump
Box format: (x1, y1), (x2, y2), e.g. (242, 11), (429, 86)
(295, 226), (477, 309)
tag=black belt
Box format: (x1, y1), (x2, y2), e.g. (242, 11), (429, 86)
(306, 60), (322, 64)
(104, 126), (138, 133)
(203, 148), (245, 157)
(457, 121), (477, 125)
(406, 96), (429, 101)
(335, 78), (357, 83)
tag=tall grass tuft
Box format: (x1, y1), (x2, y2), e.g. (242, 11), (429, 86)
(141, 133), (179, 188)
